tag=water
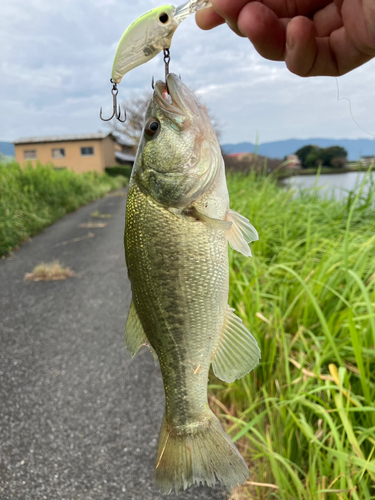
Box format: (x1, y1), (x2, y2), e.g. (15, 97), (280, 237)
(282, 171), (375, 200)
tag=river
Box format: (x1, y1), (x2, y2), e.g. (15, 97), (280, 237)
(281, 171), (375, 200)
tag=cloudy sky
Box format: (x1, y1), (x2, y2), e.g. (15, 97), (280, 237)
(1, 0), (375, 145)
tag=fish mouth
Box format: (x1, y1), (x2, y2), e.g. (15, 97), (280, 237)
(153, 73), (195, 121)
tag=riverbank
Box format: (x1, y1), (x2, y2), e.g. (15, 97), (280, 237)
(277, 163), (374, 178)
(0, 161), (127, 257)
(212, 173), (375, 499)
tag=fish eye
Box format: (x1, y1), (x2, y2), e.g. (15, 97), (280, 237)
(145, 118), (161, 139)
(159, 12), (169, 24)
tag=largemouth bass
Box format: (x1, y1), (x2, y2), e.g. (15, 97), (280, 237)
(124, 73), (260, 493)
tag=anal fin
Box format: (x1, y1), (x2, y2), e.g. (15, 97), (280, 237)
(125, 300), (158, 364)
(225, 209), (258, 257)
(211, 306), (261, 383)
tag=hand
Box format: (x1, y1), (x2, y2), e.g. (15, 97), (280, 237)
(196, 0), (375, 76)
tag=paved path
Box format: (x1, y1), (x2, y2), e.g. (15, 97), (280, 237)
(0, 190), (226, 500)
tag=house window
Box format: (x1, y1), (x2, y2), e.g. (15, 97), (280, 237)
(81, 147), (94, 156)
(52, 148), (65, 159)
(24, 150), (37, 160)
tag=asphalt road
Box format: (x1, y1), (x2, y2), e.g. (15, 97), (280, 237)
(0, 190), (226, 500)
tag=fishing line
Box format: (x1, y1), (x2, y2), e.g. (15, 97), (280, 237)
(335, 77), (375, 137)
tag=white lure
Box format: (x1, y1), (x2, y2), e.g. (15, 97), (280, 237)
(111, 0), (212, 84)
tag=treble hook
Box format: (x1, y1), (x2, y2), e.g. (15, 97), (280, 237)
(163, 48), (171, 93)
(100, 78), (126, 122)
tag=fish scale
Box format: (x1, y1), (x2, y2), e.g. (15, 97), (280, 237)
(125, 182), (228, 425)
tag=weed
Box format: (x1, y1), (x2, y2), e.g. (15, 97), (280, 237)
(212, 172), (375, 499)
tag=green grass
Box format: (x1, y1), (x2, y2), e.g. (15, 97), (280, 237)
(0, 161), (127, 257)
(211, 172), (375, 499)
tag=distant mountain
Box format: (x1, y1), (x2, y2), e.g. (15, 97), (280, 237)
(221, 138), (375, 162)
(0, 142), (15, 156)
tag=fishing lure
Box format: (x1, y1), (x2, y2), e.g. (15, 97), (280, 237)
(100, 0), (212, 121)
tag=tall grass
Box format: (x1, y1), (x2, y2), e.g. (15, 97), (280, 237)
(0, 161), (127, 257)
(212, 172), (375, 499)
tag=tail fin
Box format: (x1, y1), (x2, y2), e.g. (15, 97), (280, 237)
(154, 409), (249, 494)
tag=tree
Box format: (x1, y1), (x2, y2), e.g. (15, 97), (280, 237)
(330, 157), (347, 168)
(0, 153), (12, 164)
(295, 145), (319, 168)
(296, 145), (348, 168)
(305, 149), (322, 169)
(323, 146), (348, 167)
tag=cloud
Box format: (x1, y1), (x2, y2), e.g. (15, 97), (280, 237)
(1, 0), (374, 144)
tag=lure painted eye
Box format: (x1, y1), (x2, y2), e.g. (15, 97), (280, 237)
(145, 118), (161, 138)
(159, 12), (169, 24)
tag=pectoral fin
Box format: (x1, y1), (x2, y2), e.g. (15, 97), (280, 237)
(125, 300), (158, 364)
(225, 209), (258, 257)
(188, 207), (232, 231)
(211, 307), (261, 383)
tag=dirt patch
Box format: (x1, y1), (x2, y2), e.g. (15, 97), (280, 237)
(91, 211), (113, 218)
(24, 261), (75, 282)
(79, 222), (107, 228)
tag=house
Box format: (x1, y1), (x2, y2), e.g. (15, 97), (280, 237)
(285, 154), (302, 169)
(227, 152), (255, 162)
(361, 155), (375, 167)
(14, 132), (135, 173)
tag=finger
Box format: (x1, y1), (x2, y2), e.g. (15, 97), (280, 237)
(330, 26), (374, 74)
(195, 4), (243, 37)
(263, 0), (332, 18)
(225, 19), (247, 38)
(313, 2), (343, 37)
(285, 16), (373, 76)
(205, 0), (253, 36)
(237, 2), (288, 61)
(333, 0), (344, 11)
(284, 16), (319, 75)
(195, 7), (225, 30)
(210, 0), (251, 27)
(211, 0), (332, 20)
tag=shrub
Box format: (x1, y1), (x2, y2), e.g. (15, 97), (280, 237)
(105, 165), (132, 179)
(0, 161), (127, 256)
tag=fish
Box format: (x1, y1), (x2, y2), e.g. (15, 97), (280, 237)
(124, 73), (261, 493)
(111, 0), (212, 84)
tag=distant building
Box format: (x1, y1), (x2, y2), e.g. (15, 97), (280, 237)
(228, 152), (254, 162)
(361, 155), (375, 166)
(285, 154), (301, 169)
(14, 132), (135, 173)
